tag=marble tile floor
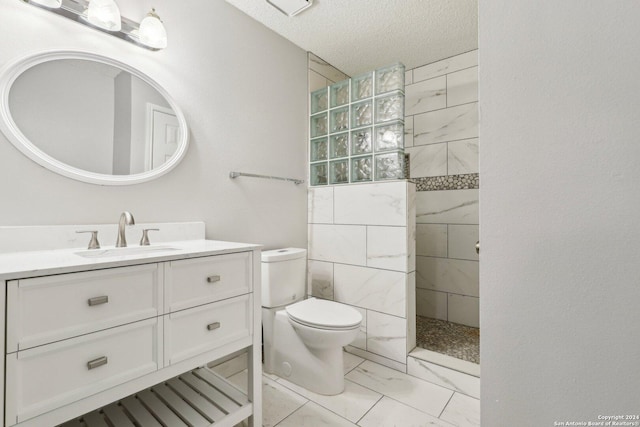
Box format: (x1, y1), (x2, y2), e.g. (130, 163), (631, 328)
(213, 351), (479, 427)
(416, 316), (480, 365)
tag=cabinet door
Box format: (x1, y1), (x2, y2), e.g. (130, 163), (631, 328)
(6, 264), (162, 352)
(5, 318), (162, 426)
(165, 252), (252, 312)
(164, 294), (252, 365)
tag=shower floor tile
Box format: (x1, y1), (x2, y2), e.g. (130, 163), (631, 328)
(416, 316), (480, 364)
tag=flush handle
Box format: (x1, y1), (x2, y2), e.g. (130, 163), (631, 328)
(207, 322), (221, 331)
(87, 356), (108, 370)
(207, 275), (221, 283)
(88, 296), (109, 306)
(475, 241), (480, 255)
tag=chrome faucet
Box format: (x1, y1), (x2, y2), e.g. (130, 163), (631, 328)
(116, 211), (135, 247)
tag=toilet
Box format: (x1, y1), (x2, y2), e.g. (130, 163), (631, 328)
(261, 248), (362, 395)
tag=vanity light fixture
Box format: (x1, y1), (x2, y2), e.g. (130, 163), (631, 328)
(138, 8), (167, 50)
(85, 0), (122, 32)
(21, 0), (168, 51)
(29, 0), (62, 8)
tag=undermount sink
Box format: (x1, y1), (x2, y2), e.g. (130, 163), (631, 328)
(75, 245), (180, 258)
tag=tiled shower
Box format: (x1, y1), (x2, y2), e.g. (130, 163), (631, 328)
(307, 51), (479, 372)
(407, 51), (479, 365)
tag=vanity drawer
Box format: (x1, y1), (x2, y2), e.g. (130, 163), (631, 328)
(165, 252), (252, 312)
(5, 317), (162, 425)
(6, 264), (162, 352)
(164, 294), (252, 365)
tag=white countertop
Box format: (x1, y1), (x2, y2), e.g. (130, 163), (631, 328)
(0, 240), (262, 281)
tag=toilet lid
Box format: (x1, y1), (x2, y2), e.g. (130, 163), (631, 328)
(286, 298), (362, 330)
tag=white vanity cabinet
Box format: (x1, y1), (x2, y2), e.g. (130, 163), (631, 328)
(0, 244), (262, 427)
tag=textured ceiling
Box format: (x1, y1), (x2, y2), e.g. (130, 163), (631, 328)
(224, 0), (478, 76)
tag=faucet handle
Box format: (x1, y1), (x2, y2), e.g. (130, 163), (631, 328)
(76, 231), (100, 250)
(140, 228), (160, 246)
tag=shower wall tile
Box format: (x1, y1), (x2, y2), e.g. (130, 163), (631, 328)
(416, 256), (479, 297)
(447, 67), (478, 107)
(406, 143), (447, 178)
(308, 52), (348, 83)
(406, 271), (416, 352)
(404, 76), (446, 116)
(308, 224), (366, 266)
(404, 116), (414, 147)
(406, 357), (480, 399)
(366, 226), (410, 272)
(416, 288), (448, 320)
(448, 294), (479, 328)
(413, 103), (478, 146)
(448, 138), (479, 175)
(334, 264), (407, 317)
(448, 225), (479, 261)
(406, 51), (480, 327)
(352, 306), (367, 350)
(413, 50), (478, 82)
(366, 311), (407, 363)
(308, 187), (334, 224)
(416, 224), (448, 257)
(307, 260), (334, 300)
(416, 189), (479, 224)
(407, 185), (416, 273)
(334, 182), (408, 226)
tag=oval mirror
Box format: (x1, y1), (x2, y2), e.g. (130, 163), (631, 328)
(0, 51), (188, 185)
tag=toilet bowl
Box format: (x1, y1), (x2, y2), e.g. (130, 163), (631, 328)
(261, 248), (362, 395)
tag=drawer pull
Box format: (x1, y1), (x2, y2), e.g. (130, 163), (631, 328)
(87, 356), (108, 370)
(207, 322), (221, 331)
(206, 275), (221, 283)
(88, 296), (109, 306)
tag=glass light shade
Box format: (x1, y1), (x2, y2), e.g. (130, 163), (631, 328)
(87, 0), (121, 32)
(139, 9), (167, 49)
(30, 0), (62, 8)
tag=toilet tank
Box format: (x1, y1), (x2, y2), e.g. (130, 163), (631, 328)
(261, 248), (307, 308)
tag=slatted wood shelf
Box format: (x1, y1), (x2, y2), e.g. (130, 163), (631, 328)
(58, 367), (251, 427)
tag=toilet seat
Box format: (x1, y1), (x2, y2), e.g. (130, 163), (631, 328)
(286, 298), (362, 330)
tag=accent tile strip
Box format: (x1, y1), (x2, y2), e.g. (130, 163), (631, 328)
(411, 173), (479, 191)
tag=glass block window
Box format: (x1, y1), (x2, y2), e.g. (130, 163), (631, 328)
(309, 63), (405, 185)
(329, 159), (349, 184)
(311, 87), (328, 114)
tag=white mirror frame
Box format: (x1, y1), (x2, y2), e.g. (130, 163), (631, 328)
(0, 50), (189, 186)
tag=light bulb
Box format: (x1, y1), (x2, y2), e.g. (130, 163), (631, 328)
(138, 9), (167, 49)
(86, 0), (121, 32)
(30, 0), (62, 8)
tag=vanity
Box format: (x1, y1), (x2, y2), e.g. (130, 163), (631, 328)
(0, 224), (262, 427)
(0, 44), (263, 426)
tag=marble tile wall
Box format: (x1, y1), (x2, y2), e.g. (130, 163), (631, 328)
(404, 50), (478, 179)
(405, 51), (480, 328)
(306, 55), (416, 372)
(307, 181), (416, 371)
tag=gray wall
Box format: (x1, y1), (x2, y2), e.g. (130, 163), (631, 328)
(480, 0), (640, 423)
(113, 72), (132, 175)
(0, 0), (307, 250)
(9, 60), (116, 175)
